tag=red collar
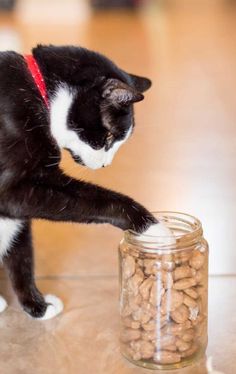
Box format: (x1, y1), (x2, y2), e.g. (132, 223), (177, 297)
(24, 54), (49, 109)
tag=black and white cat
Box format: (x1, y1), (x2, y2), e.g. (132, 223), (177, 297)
(0, 45), (173, 320)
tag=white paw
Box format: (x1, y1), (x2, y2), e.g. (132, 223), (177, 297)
(38, 294), (64, 321)
(0, 295), (7, 313)
(139, 222), (176, 245)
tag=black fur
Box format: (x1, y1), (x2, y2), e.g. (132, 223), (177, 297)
(0, 45), (157, 318)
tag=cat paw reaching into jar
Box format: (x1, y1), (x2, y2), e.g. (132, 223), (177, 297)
(138, 221), (176, 245)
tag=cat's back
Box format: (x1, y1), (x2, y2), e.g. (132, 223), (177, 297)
(0, 50), (41, 127)
(0, 50), (21, 64)
(0, 51), (28, 95)
(0, 50), (25, 79)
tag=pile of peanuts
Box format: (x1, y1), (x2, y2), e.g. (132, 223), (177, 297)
(120, 246), (207, 365)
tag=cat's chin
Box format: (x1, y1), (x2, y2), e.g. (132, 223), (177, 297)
(67, 150), (110, 170)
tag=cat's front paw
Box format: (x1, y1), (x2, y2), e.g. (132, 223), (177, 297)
(0, 295), (7, 313)
(139, 222), (176, 245)
(36, 295), (64, 321)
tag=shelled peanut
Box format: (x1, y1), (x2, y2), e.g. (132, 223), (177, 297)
(120, 247), (207, 365)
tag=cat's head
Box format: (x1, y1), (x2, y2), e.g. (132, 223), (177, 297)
(50, 66), (151, 170)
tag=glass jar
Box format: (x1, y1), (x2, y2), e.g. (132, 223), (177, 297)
(119, 212), (208, 370)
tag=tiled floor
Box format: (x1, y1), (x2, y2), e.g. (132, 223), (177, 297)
(1, 0), (236, 373)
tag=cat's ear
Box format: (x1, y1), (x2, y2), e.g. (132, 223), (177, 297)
(129, 74), (152, 93)
(102, 78), (144, 107)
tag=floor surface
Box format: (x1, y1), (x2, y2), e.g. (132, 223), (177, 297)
(0, 276), (234, 374)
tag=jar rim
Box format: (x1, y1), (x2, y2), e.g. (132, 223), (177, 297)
(124, 211), (203, 251)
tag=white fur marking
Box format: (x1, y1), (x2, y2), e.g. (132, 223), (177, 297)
(139, 222), (176, 246)
(50, 86), (132, 169)
(50, 85), (75, 149)
(0, 218), (23, 258)
(0, 295), (7, 313)
(36, 295), (64, 320)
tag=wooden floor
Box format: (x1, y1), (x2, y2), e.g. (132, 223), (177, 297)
(0, 1), (236, 373)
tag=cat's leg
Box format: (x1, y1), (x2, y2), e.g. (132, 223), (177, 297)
(2, 220), (63, 320)
(1, 180), (155, 232)
(1, 176), (174, 237)
(0, 217), (24, 313)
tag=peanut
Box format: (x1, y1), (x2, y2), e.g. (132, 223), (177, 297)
(174, 250), (192, 265)
(127, 270), (144, 296)
(162, 254), (176, 272)
(122, 317), (140, 329)
(184, 287), (198, 299)
(162, 261), (176, 272)
(139, 277), (154, 300)
(173, 278), (197, 290)
(180, 344), (198, 358)
(176, 338), (191, 352)
(143, 259), (161, 275)
(182, 329), (194, 342)
(121, 304), (132, 317)
(140, 343), (155, 359)
(142, 319), (157, 331)
(154, 350), (181, 364)
(174, 265), (196, 281)
(130, 294), (142, 308)
(191, 314), (204, 326)
(123, 255), (136, 279)
(179, 251), (192, 263)
(157, 314), (169, 329)
(150, 281), (165, 306)
(165, 344), (177, 352)
(132, 351), (142, 361)
(161, 289), (184, 313)
(189, 251), (205, 270)
(156, 334), (176, 349)
(121, 328), (141, 342)
(171, 304), (189, 324)
(142, 330), (157, 341)
(132, 308), (151, 324)
(161, 271), (174, 289)
(163, 321), (192, 335)
(137, 259), (143, 268)
(195, 320), (207, 337)
(142, 301), (157, 318)
(195, 270), (204, 284)
(189, 306), (199, 321)
(124, 346), (142, 361)
(131, 340), (155, 359)
(183, 294), (198, 308)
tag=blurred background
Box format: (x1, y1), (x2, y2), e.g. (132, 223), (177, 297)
(1, 0), (236, 277)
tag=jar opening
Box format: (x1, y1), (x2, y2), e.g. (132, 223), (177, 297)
(125, 211), (203, 251)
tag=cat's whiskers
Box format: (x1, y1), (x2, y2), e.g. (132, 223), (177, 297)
(45, 161), (60, 168)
